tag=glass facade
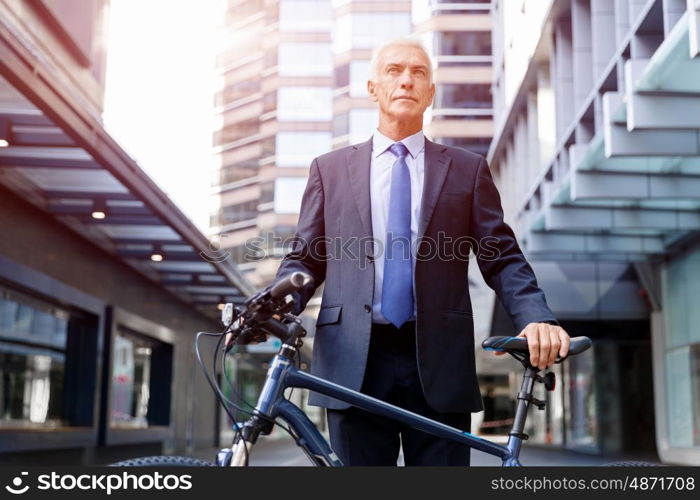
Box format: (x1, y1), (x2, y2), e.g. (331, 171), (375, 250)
(109, 326), (172, 429)
(277, 87), (333, 121)
(0, 288), (69, 427)
(274, 177), (307, 214)
(276, 132), (332, 167)
(333, 13), (411, 52)
(278, 43), (332, 76)
(279, 0), (332, 33)
(662, 244), (700, 448)
(435, 83), (492, 109)
(436, 31), (491, 56)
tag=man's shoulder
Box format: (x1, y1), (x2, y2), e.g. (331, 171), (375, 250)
(313, 139), (371, 168)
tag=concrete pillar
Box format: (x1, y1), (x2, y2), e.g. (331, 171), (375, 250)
(572, 0), (593, 111)
(591, 0), (617, 81)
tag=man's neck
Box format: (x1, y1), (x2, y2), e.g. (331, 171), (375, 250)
(377, 117), (423, 142)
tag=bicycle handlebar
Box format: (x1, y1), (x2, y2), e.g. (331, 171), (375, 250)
(269, 272), (310, 300)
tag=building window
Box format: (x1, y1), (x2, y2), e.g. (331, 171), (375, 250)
(279, 0), (332, 33)
(334, 64), (349, 89)
(349, 60), (371, 97)
(662, 244), (700, 447)
(276, 132), (332, 167)
(0, 285), (97, 428)
(333, 13), (411, 52)
(435, 83), (492, 109)
(277, 87), (332, 121)
(436, 31), (492, 56)
(439, 137), (492, 156)
(274, 177), (307, 214)
(349, 109), (378, 144)
(278, 43), (332, 76)
(214, 199), (259, 227)
(109, 326), (172, 429)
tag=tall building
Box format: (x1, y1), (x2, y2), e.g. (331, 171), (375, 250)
(489, 0), (700, 464)
(414, 0), (493, 157)
(212, 0), (335, 292)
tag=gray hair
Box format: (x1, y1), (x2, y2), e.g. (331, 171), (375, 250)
(369, 36), (434, 84)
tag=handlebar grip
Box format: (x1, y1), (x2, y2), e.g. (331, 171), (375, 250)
(269, 272), (311, 299)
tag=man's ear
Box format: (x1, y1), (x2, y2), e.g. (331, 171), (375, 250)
(367, 79), (378, 102)
(428, 83), (436, 106)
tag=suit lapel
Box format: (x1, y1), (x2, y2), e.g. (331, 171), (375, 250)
(346, 138), (373, 237)
(418, 139), (451, 239)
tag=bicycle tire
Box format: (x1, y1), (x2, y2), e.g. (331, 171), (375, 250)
(109, 455), (216, 467)
(603, 461), (663, 467)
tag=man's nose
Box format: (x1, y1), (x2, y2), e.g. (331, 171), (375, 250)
(399, 69), (413, 88)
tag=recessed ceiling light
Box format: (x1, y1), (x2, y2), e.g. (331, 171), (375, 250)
(150, 254), (164, 262)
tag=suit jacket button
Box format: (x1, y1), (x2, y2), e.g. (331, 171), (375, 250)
(364, 304), (371, 313)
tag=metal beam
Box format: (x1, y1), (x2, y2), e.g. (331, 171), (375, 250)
(526, 232), (665, 253)
(604, 121), (700, 156)
(628, 93), (700, 129)
(0, 146), (100, 169)
(43, 190), (138, 201)
(47, 204), (153, 217)
(545, 205), (700, 230)
(81, 215), (163, 225)
(571, 170), (700, 200)
(0, 109), (52, 126)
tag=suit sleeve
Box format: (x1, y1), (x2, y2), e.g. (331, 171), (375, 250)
(273, 157), (326, 314)
(470, 156), (558, 332)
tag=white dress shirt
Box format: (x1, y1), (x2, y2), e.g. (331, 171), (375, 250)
(369, 129), (425, 324)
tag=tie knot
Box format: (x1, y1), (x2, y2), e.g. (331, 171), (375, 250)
(389, 142), (409, 159)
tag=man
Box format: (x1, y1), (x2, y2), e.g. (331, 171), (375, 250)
(273, 37), (570, 466)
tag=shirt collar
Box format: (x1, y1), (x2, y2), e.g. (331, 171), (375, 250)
(372, 129), (425, 159)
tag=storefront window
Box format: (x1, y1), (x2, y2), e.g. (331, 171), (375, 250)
(110, 327), (172, 429)
(0, 286), (93, 428)
(565, 347), (597, 450)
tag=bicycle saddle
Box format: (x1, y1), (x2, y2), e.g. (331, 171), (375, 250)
(481, 336), (592, 357)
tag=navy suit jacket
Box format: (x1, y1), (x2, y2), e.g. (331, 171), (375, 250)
(274, 137), (557, 412)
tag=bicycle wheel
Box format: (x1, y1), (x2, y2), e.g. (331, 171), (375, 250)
(109, 455), (216, 467)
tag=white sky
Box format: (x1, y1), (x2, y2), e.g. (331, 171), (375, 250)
(103, 0), (223, 232)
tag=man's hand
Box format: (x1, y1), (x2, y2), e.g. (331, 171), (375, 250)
(494, 322), (570, 370)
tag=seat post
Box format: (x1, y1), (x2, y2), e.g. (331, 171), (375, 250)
(505, 364), (538, 463)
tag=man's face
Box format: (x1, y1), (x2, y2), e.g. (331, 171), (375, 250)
(368, 44), (435, 124)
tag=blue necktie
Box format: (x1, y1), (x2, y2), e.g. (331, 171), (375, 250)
(381, 142), (414, 328)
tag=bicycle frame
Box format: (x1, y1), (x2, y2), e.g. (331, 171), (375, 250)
(223, 348), (538, 467)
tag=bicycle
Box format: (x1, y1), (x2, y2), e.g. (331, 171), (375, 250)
(111, 272), (653, 467)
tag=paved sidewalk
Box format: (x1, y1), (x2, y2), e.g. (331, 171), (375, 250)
(191, 435), (660, 467)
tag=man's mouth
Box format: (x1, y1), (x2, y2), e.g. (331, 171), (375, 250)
(394, 96), (417, 102)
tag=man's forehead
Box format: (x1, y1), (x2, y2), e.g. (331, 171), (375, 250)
(379, 45), (430, 68)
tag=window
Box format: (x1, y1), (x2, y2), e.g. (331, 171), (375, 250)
(278, 43), (332, 76)
(214, 200), (259, 227)
(435, 83), (492, 109)
(436, 31), (492, 56)
(277, 87), (332, 121)
(334, 64), (349, 89)
(276, 132), (332, 167)
(349, 60), (371, 97)
(0, 285), (96, 428)
(439, 137), (491, 156)
(279, 0), (332, 33)
(110, 326), (172, 429)
(274, 177), (307, 214)
(333, 13), (411, 52)
(349, 109), (378, 144)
